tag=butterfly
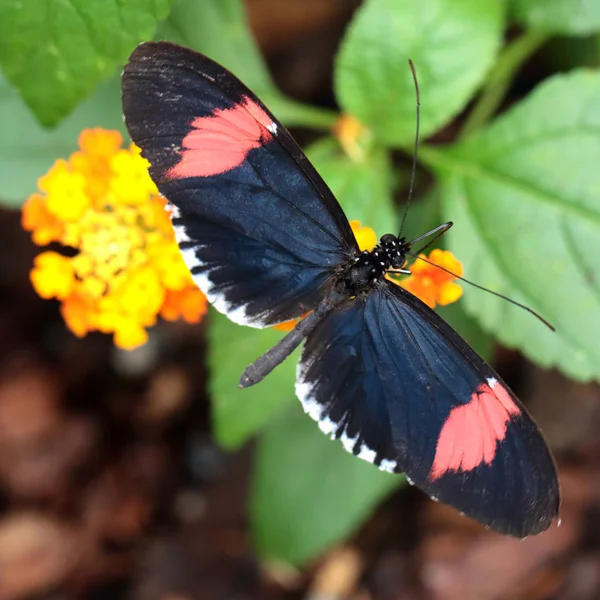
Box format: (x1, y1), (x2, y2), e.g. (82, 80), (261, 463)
(122, 41), (559, 537)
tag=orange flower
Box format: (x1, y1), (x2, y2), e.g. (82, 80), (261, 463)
(396, 249), (463, 309)
(22, 128), (207, 350)
(349, 220), (377, 251)
(333, 114), (370, 162)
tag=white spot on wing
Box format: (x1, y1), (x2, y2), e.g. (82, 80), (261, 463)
(340, 431), (359, 454)
(487, 377), (498, 388)
(296, 362), (398, 474)
(168, 204), (262, 328)
(318, 417), (337, 436)
(267, 122), (278, 134)
(356, 443), (376, 463)
(170, 205), (191, 243)
(296, 381), (322, 420)
(379, 458), (397, 473)
(296, 363), (338, 437)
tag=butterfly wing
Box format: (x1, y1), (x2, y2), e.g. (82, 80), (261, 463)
(296, 279), (559, 536)
(122, 42), (357, 327)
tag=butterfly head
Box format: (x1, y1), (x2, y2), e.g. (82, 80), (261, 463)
(379, 233), (407, 269)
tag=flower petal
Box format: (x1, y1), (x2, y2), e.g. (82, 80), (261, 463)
(437, 281), (463, 306)
(61, 293), (92, 337)
(349, 220), (377, 251)
(30, 251), (74, 300)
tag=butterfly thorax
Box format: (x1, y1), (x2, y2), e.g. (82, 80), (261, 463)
(341, 234), (408, 295)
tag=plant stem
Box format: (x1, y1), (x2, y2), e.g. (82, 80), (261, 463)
(460, 30), (550, 140)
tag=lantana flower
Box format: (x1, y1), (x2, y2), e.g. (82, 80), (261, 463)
(333, 114), (371, 162)
(22, 128), (207, 349)
(396, 248), (463, 308)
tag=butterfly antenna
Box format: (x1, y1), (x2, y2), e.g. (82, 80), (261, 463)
(406, 252), (556, 332)
(398, 59), (421, 238)
(406, 222), (453, 254)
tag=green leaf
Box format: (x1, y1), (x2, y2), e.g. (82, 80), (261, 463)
(0, 73), (124, 207)
(419, 70), (600, 382)
(0, 0), (172, 127)
(306, 136), (397, 236)
(208, 311), (297, 450)
(335, 0), (505, 146)
(251, 403), (399, 565)
(157, 0), (273, 98)
(401, 186), (444, 244)
(511, 0), (600, 36)
(157, 0), (336, 129)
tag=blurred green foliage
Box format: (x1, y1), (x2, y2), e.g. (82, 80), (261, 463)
(2, 0), (600, 566)
(0, 0), (173, 126)
(335, 0), (505, 144)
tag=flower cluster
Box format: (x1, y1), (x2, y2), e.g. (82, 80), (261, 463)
(397, 248), (463, 308)
(22, 129), (207, 349)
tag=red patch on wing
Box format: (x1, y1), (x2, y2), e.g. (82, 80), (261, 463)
(429, 379), (521, 481)
(166, 96), (274, 179)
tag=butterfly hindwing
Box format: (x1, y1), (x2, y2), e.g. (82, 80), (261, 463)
(122, 42), (357, 327)
(296, 279), (559, 536)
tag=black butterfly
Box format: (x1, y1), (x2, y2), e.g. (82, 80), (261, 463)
(122, 41), (559, 537)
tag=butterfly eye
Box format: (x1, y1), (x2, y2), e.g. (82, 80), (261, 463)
(380, 233), (397, 246)
(391, 254), (406, 269)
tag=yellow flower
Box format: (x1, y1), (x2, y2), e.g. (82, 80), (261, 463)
(22, 193), (64, 245)
(111, 145), (159, 205)
(349, 220), (377, 251)
(396, 248), (463, 309)
(39, 159), (90, 221)
(23, 128), (208, 350)
(30, 251), (74, 300)
(161, 288), (209, 323)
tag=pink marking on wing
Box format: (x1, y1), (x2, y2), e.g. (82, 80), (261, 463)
(429, 379), (521, 481)
(245, 97), (276, 130)
(166, 97), (274, 179)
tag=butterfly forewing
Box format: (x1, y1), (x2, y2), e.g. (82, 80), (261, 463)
(122, 42), (357, 327)
(296, 279), (559, 536)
